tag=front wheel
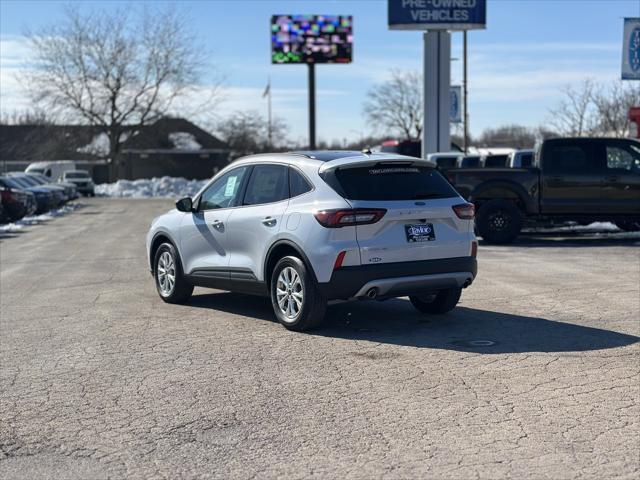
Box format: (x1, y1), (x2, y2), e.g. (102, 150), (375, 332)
(410, 288), (462, 314)
(270, 256), (326, 332)
(154, 242), (193, 303)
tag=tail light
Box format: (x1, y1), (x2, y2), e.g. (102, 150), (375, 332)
(453, 203), (475, 220)
(471, 241), (478, 257)
(314, 208), (386, 228)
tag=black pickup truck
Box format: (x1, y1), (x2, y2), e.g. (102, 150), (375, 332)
(446, 137), (640, 244)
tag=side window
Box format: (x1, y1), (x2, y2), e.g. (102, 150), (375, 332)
(544, 143), (595, 174)
(198, 166), (248, 211)
(243, 164), (289, 206)
(606, 143), (640, 171)
(45, 169), (52, 177)
(289, 168), (313, 197)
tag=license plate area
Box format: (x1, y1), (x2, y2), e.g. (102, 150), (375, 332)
(405, 223), (435, 242)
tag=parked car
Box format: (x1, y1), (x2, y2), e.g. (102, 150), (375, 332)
(427, 153), (462, 171)
(446, 137), (640, 243)
(0, 180), (34, 222)
(26, 161), (76, 182)
(380, 139), (463, 157)
(0, 176), (56, 214)
(509, 149), (535, 168)
(458, 155), (482, 168)
(62, 170), (95, 196)
(16, 172), (77, 201)
(482, 154), (510, 168)
(7, 173), (68, 205)
(147, 150), (478, 331)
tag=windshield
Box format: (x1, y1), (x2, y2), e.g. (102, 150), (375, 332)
(0, 177), (25, 189)
(323, 165), (458, 201)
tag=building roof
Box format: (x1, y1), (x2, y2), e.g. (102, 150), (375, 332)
(0, 117), (228, 162)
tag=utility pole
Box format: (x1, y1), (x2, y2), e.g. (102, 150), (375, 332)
(308, 63), (316, 150)
(463, 30), (469, 153)
(267, 77), (273, 147)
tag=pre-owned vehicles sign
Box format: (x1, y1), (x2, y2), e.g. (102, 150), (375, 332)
(622, 18), (640, 80)
(388, 0), (486, 31)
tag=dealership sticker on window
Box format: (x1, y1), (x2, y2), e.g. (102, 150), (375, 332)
(368, 167), (420, 175)
(224, 176), (237, 197)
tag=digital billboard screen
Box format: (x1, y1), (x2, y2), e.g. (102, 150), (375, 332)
(271, 15), (353, 64)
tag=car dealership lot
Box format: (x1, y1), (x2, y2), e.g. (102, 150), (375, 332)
(1, 198), (638, 479)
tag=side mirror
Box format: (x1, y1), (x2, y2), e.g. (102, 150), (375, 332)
(175, 197), (193, 212)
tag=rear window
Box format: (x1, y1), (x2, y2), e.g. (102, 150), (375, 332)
(323, 165), (458, 201)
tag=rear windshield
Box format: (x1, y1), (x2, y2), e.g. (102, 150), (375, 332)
(323, 165), (458, 201)
(484, 155), (508, 167)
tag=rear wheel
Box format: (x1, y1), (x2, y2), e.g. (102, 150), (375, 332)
(615, 220), (640, 232)
(154, 242), (193, 303)
(410, 288), (462, 314)
(476, 199), (522, 244)
(270, 256), (326, 332)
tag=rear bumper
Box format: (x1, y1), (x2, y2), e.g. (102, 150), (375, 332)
(318, 256), (477, 300)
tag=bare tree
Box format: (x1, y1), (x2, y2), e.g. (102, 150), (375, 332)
(0, 108), (52, 125)
(548, 79), (597, 137)
(24, 5), (220, 179)
(218, 111), (289, 159)
(363, 70), (422, 140)
(591, 82), (640, 137)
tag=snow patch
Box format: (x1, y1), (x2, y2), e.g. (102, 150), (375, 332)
(95, 177), (208, 198)
(0, 204), (81, 233)
(77, 132), (110, 157)
(169, 132), (201, 150)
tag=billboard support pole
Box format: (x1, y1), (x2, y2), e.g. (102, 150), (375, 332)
(422, 30), (451, 158)
(463, 30), (468, 153)
(308, 63), (316, 150)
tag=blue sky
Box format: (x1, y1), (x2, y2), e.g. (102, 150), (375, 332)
(1, 0), (638, 144)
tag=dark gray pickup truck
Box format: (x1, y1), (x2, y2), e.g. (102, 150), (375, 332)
(446, 137), (640, 244)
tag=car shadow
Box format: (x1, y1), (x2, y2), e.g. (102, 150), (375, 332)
(185, 292), (639, 354)
(480, 230), (640, 248)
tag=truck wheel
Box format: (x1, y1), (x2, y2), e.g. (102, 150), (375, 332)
(410, 288), (462, 314)
(476, 199), (522, 244)
(615, 221), (640, 232)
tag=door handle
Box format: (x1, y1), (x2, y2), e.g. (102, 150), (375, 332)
(261, 216), (277, 227)
(211, 220), (224, 229)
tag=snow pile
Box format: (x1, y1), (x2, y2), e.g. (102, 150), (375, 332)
(169, 132), (201, 150)
(77, 132), (110, 156)
(0, 204), (81, 233)
(95, 176), (208, 198)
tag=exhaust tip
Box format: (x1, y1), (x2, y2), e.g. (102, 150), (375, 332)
(366, 287), (378, 299)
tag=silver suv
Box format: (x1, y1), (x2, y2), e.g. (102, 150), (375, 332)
(146, 151), (478, 331)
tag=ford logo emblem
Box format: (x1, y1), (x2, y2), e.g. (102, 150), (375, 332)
(630, 27), (640, 72)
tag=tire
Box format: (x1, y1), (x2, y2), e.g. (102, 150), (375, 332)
(409, 288), (462, 314)
(476, 199), (522, 244)
(153, 242), (193, 303)
(615, 220), (640, 232)
(270, 256), (327, 332)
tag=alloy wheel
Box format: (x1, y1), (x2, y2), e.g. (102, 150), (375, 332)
(157, 251), (176, 296)
(276, 266), (304, 321)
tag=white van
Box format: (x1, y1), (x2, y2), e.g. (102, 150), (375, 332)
(26, 161), (77, 182)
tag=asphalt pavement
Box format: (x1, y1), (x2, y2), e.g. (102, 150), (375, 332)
(1, 198), (639, 479)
